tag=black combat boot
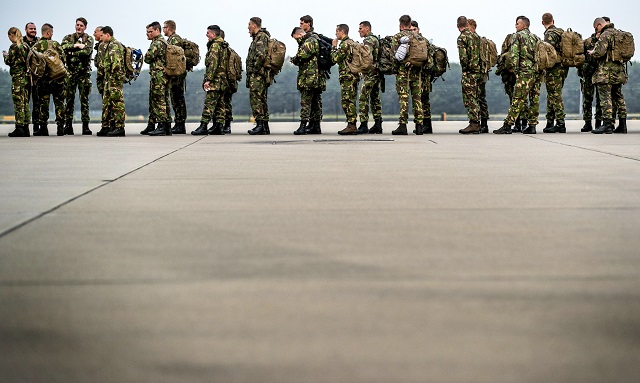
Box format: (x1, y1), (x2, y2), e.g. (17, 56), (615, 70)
(613, 117), (627, 134)
(82, 121), (92, 135)
(480, 118), (488, 134)
(423, 118), (433, 134)
(32, 124), (40, 136)
(520, 119), (528, 129)
(522, 124), (537, 134)
(550, 120), (567, 133)
(8, 124), (26, 137)
(306, 120), (322, 134)
(415, 123), (424, 135)
(96, 126), (110, 136)
(171, 122), (186, 134)
(148, 122), (172, 136)
(191, 122), (209, 135)
(223, 120), (232, 134)
(140, 122), (155, 135)
(543, 119), (556, 133)
(56, 123), (65, 136)
(493, 123), (512, 134)
(392, 123), (408, 135)
(357, 121), (368, 135)
(248, 120), (266, 135)
(107, 127), (126, 137)
(264, 121), (270, 135)
(207, 122), (225, 135)
(34, 124), (49, 136)
(369, 119), (383, 134)
(581, 120), (593, 132)
(294, 121), (307, 135)
(592, 120), (613, 134)
(595, 120), (602, 129)
(63, 120), (74, 135)
(511, 119), (522, 133)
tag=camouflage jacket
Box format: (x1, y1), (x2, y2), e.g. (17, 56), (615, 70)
(331, 36), (356, 81)
(544, 25), (564, 70)
(144, 35), (166, 73)
(292, 32), (325, 90)
(101, 37), (126, 85)
(203, 36), (229, 91)
(22, 36), (39, 49)
(166, 33), (183, 47)
(457, 28), (482, 74)
(362, 32), (380, 74)
(61, 32), (94, 73)
(510, 28), (538, 76)
(246, 28), (270, 76)
(579, 32), (599, 77)
(392, 29), (414, 75)
(34, 37), (64, 56)
(4, 42), (29, 78)
(590, 23), (628, 85)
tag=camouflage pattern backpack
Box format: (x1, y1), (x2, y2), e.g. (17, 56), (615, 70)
(610, 29), (635, 63)
(480, 36), (498, 72)
(535, 40), (558, 71)
(163, 41), (186, 77)
(264, 38), (286, 74)
(377, 35), (397, 75)
(560, 28), (585, 67)
(227, 46), (243, 82)
(429, 44), (449, 79)
(345, 39), (373, 75)
(27, 49), (47, 79)
(181, 38), (200, 71)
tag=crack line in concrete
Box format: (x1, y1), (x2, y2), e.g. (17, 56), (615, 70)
(0, 137), (207, 240)
(526, 135), (640, 162)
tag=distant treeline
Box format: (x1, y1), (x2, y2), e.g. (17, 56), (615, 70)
(1, 61), (638, 121)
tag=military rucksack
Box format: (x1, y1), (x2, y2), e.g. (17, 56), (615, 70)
(344, 39), (373, 75)
(535, 40), (558, 71)
(496, 33), (515, 74)
(480, 36), (498, 72)
(123, 46), (143, 83)
(610, 29), (635, 63)
(316, 33), (335, 72)
(163, 41), (186, 77)
(560, 28), (585, 67)
(227, 46), (243, 82)
(429, 45), (449, 79)
(264, 38), (286, 74)
(27, 48), (47, 79)
(181, 38), (200, 71)
(378, 35), (397, 75)
(42, 41), (67, 81)
(404, 34), (429, 67)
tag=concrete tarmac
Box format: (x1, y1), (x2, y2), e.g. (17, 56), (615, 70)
(1, 121), (639, 382)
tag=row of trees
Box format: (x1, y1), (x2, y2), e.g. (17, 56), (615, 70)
(1, 61), (638, 121)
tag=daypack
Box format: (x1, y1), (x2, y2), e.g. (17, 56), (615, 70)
(264, 38), (286, 74)
(316, 33), (335, 72)
(560, 28), (585, 67)
(404, 34), (429, 67)
(27, 49), (47, 79)
(480, 37), (498, 72)
(181, 38), (200, 71)
(429, 45), (449, 79)
(378, 35), (396, 75)
(163, 41), (186, 77)
(227, 46), (243, 82)
(497, 34), (514, 73)
(43, 41), (67, 81)
(535, 40), (558, 71)
(345, 40), (373, 75)
(610, 29), (635, 63)
(124, 46), (143, 83)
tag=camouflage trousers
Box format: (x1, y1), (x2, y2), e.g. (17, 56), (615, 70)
(340, 76), (358, 123)
(479, 79), (489, 119)
(168, 74), (187, 124)
(200, 89), (225, 124)
(544, 67), (568, 121)
(596, 83), (627, 122)
(503, 74), (527, 120)
(461, 72), (484, 122)
(224, 81), (238, 122)
(248, 73), (270, 121)
(395, 69), (423, 124)
(358, 73), (382, 122)
(65, 72), (92, 123)
(148, 70), (171, 124)
(11, 76), (31, 125)
(581, 74), (602, 121)
(34, 77), (66, 125)
(102, 82), (125, 129)
(300, 88), (323, 122)
(505, 74), (541, 126)
(421, 73), (432, 119)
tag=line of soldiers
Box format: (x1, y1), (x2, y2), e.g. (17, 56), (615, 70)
(2, 13), (631, 138)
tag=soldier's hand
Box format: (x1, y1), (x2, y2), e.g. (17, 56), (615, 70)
(74, 43), (86, 50)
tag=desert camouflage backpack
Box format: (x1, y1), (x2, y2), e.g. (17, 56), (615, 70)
(163, 41), (186, 77)
(535, 40), (558, 71)
(42, 41), (67, 81)
(480, 36), (498, 72)
(345, 39), (373, 75)
(264, 38), (286, 74)
(610, 29), (635, 63)
(560, 28), (585, 67)
(404, 33), (429, 67)
(227, 46), (243, 82)
(27, 49), (47, 79)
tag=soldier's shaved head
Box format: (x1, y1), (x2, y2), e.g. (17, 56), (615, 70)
(516, 16), (530, 28)
(457, 16), (468, 29)
(593, 17), (606, 28)
(250, 17), (262, 28)
(399, 15), (411, 28)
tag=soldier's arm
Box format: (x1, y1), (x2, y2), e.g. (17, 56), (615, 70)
(254, 34), (268, 67)
(590, 35), (608, 59)
(457, 35), (468, 70)
(297, 39), (317, 60)
(60, 35), (74, 51)
(144, 41), (160, 64)
(509, 34), (521, 71)
(76, 35), (94, 57)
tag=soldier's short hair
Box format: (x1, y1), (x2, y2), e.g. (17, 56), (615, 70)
(101, 26), (113, 36)
(291, 27), (304, 37)
(457, 16), (468, 28)
(146, 21), (161, 31)
(336, 24), (349, 34)
(76, 17), (88, 27)
(542, 13), (553, 25)
(41, 23), (53, 34)
(410, 20), (419, 28)
(468, 19), (477, 29)
(360, 21), (371, 30)
(250, 17), (262, 28)
(603, 16), (611, 22)
(300, 15), (313, 27)
(207, 25), (221, 36)
(517, 16), (530, 28)
(25, 22), (35, 30)
(593, 17), (606, 28)
(399, 15), (411, 27)
(220, 29), (225, 39)
(164, 20), (176, 32)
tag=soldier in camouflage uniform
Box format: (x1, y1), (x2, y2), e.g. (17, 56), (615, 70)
(358, 21), (383, 134)
(142, 21), (172, 136)
(541, 13), (569, 133)
(579, 30), (602, 132)
(97, 26), (126, 137)
(33, 23), (67, 136)
(219, 30), (238, 134)
(291, 25), (326, 135)
(331, 24), (358, 135)
(495, 16), (541, 134)
(457, 16), (483, 134)
(191, 25), (228, 136)
(62, 17), (94, 135)
(392, 14), (423, 135)
(246, 17), (271, 135)
(3, 27), (31, 137)
(163, 20), (188, 134)
(588, 18), (628, 134)
(22, 23), (40, 132)
(410, 21), (433, 134)
(468, 19), (490, 133)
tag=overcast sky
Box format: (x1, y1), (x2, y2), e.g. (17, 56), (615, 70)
(1, 1), (638, 71)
